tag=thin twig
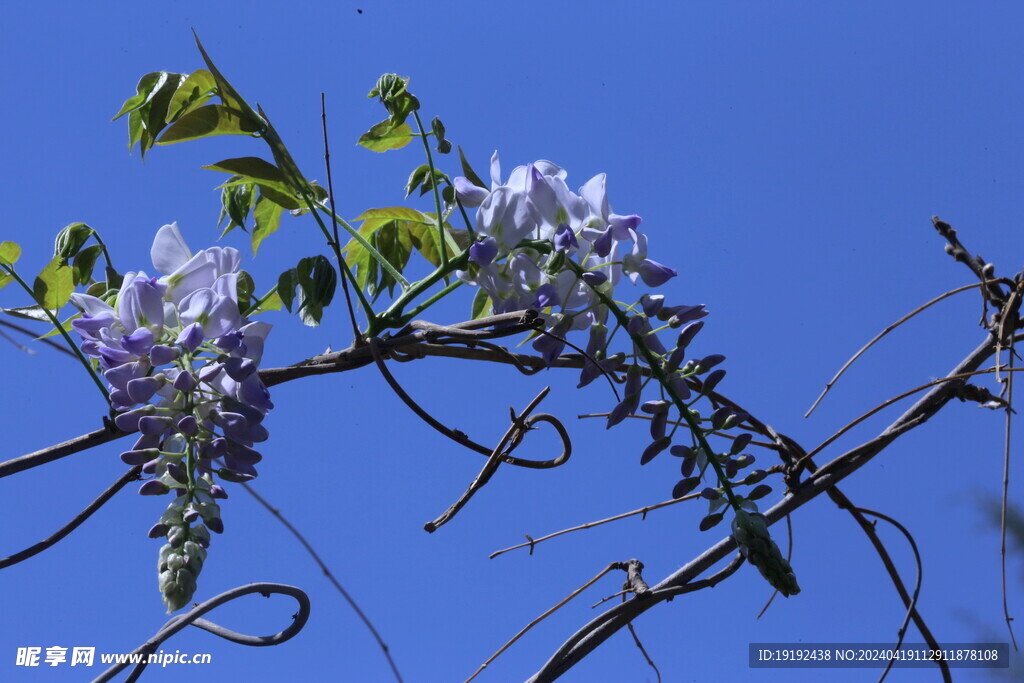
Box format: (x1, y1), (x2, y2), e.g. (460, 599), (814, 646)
(490, 492), (701, 559)
(464, 563), (623, 683)
(1000, 349), (1020, 650)
(0, 319), (75, 357)
(797, 365), (1024, 467)
(321, 92), (364, 346)
(852, 508), (924, 683)
(238, 482), (404, 682)
(805, 282), (986, 417)
(623, 594), (661, 683)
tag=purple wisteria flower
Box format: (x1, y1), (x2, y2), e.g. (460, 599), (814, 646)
(69, 222), (274, 613)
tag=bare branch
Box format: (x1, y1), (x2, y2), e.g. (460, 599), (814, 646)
(805, 282), (986, 417)
(0, 466), (141, 569)
(528, 331), (1000, 681)
(425, 387), (571, 532)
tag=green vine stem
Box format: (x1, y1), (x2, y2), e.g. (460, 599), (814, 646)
(412, 111), (449, 272)
(0, 263), (109, 404)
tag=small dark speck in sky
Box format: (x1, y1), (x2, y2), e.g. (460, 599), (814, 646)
(357, 8), (363, 13)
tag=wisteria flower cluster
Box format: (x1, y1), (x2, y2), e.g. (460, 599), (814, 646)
(455, 155), (797, 595)
(69, 223), (273, 612)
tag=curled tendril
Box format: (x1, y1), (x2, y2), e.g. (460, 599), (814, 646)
(93, 583), (310, 683)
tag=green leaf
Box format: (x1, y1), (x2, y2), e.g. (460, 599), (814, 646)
(372, 220), (414, 298)
(458, 146), (488, 189)
(113, 72), (163, 121)
(471, 287), (492, 320)
(33, 256), (74, 309)
(431, 116), (450, 154)
(192, 33), (263, 125)
(204, 157), (293, 196)
(127, 109), (144, 152)
(0, 241), (22, 265)
(72, 244), (104, 286)
(39, 312), (79, 339)
(357, 120), (414, 153)
(278, 268), (297, 312)
(405, 164), (430, 197)
(418, 168), (450, 197)
(218, 179), (255, 236)
(354, 206), (431, 224)
(165, 69), (217, 123)
(252, 194), (286, 254)
(256, 184), (302, 211)
(139, 73), (187, 158)
(281, 255), (337, 326)
(54, 223), (94, 261)
(159, 104), (262, 145)
(249, 291), (282, 314)
(406, 217), (470, 268)
(1, 305), (52, 322)
(699, 513), (725, 532)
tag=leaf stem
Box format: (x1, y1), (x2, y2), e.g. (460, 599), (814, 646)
(0, 264), (109, 404)
(412, 111), (448, 272)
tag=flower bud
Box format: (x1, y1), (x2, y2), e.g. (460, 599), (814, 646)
(150, 344), (180, 365)
(172, 371), (197, 392)
(165, 462), (188, 485)
(640, 294), (664, 317)
(127, 376), (164, 404)
(139, 480), (170, 496)
(176, 415), (198, 436)
(176, 323), (204, 353)
(139, 415), (174, 436)
(640, 436), (671, 465)
(121, 448), (160, 466)
(676, 321), (704, 349)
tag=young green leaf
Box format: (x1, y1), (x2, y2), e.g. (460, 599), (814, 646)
(72, 244), (104, 286)
(357, 120), (414, 153)
(0, 241), (22, 265)
(164, 69), (217, 123)
(33, 257), (74, 309)
(203, 157), (293, 196)
(158, 105), (262, 145)
(252, 194), (287, 254)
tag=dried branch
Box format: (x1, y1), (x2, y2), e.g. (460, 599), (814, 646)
(932, 216), (1008, 307)
(425, 388), (571, 532)
(93, 582), (310, 683)
(850, 508), (924, 683)
(805, 282), (987, 417)
(0, 466), (141, 569)
(489, 491), (703, 559)
(527, 331), (1001, 681)
(0, 318), (77, 358)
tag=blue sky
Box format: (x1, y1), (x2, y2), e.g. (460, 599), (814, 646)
(2, 1), (1024, 681)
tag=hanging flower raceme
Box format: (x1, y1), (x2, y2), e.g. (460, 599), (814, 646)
(454, 154), (796, 595)
(70, 223), (273, 612)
